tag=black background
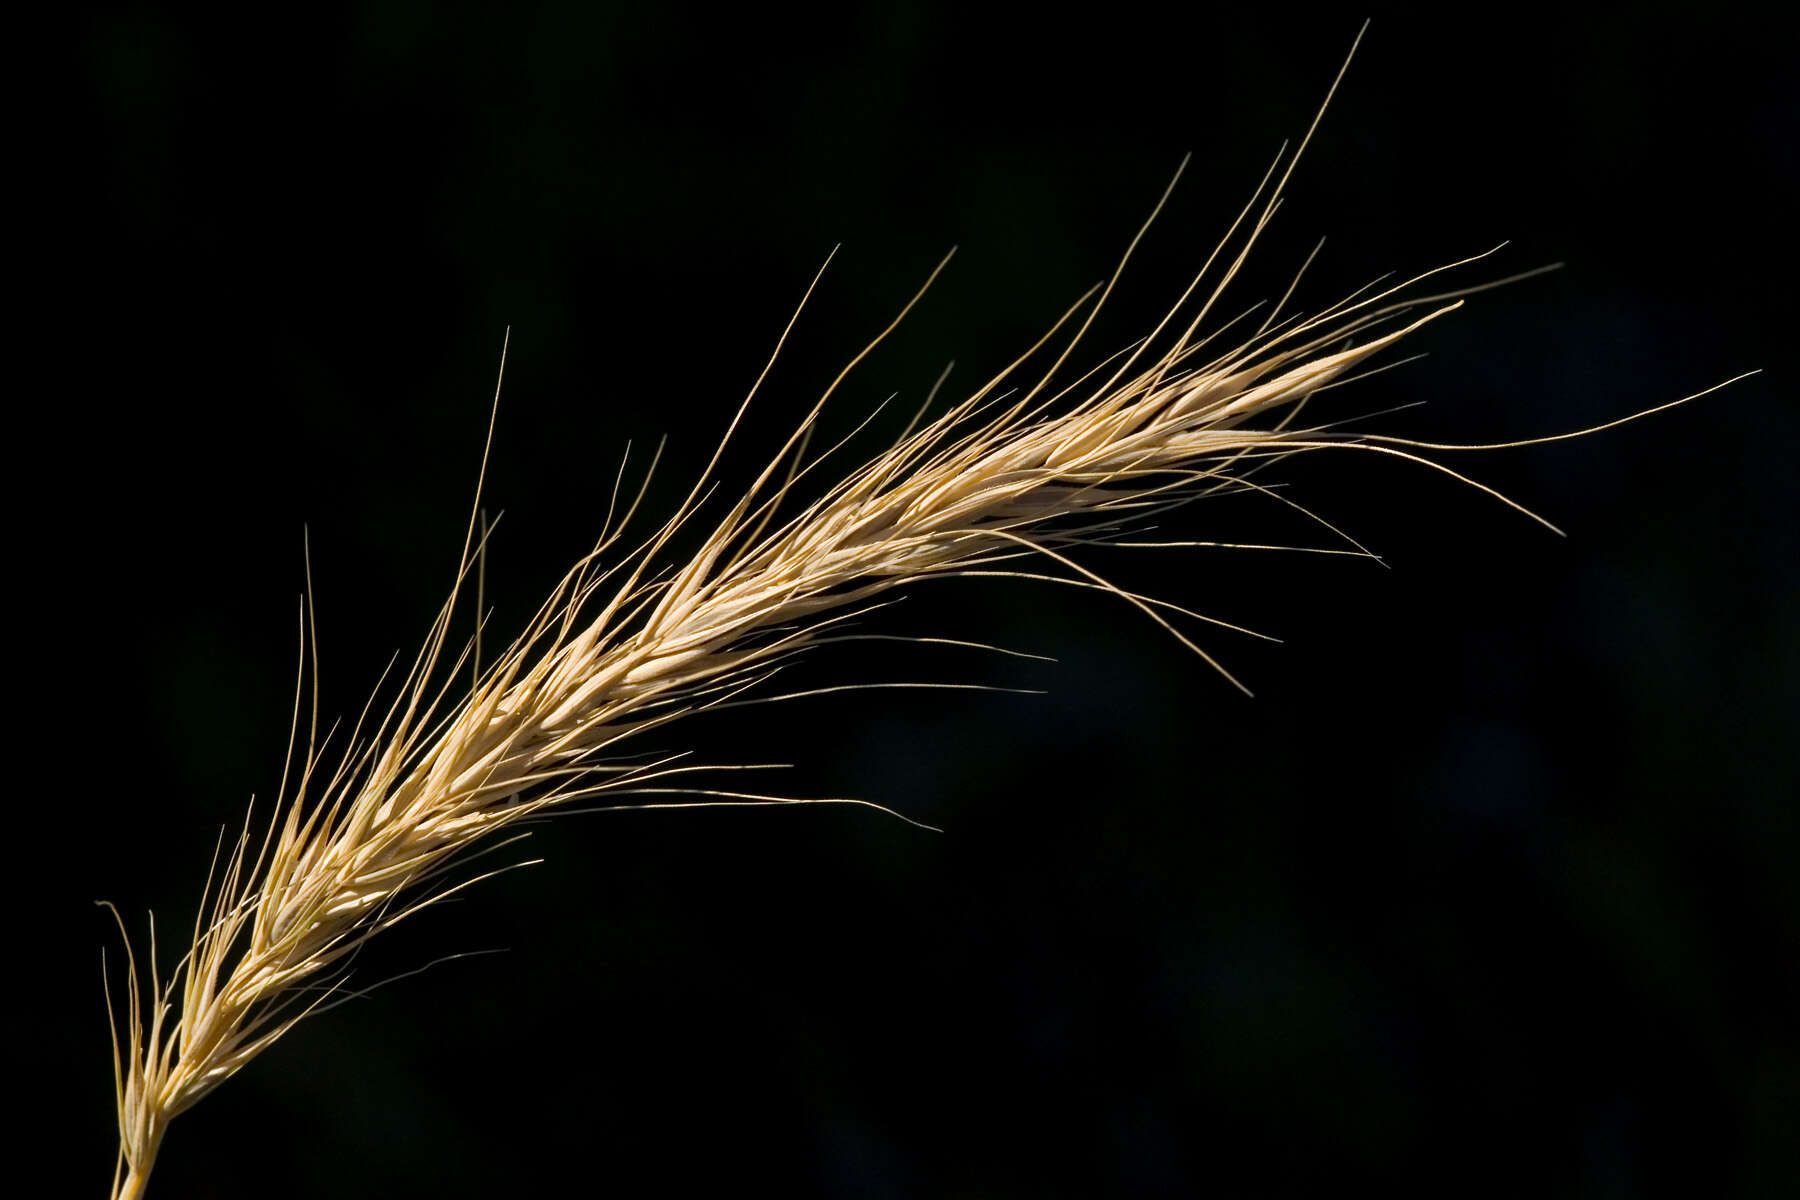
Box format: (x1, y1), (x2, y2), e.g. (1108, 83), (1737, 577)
(37, 4), (1794, 1197)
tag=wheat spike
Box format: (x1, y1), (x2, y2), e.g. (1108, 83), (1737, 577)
(97, 38), (1751, 1196)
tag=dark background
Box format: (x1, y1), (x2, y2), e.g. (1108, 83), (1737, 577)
(36, 4), (1793, 1196)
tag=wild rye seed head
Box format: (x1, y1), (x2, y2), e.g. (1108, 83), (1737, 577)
(99, 35), (1750, 1197)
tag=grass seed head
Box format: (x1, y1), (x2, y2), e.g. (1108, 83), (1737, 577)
(97, 32), (1750, 1195)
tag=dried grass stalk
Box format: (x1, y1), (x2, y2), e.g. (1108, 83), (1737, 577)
(97, 47), (1745, 1198)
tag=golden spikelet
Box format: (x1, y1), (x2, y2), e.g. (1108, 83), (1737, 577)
(98, 37), (1749, 1196)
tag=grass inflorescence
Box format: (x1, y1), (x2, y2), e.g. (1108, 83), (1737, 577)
(97, 36), (1749, 1197)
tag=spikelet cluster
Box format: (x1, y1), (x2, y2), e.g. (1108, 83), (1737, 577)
(102, 49), (1741, 1197)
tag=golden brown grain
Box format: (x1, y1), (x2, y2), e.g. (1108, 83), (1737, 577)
(99, 36), (1748, 1196)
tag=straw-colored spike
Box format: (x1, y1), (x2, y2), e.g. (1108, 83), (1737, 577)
(97, 28), (1753, 1196)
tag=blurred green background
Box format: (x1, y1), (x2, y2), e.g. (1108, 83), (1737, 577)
(40, 3), (1793, 1196)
